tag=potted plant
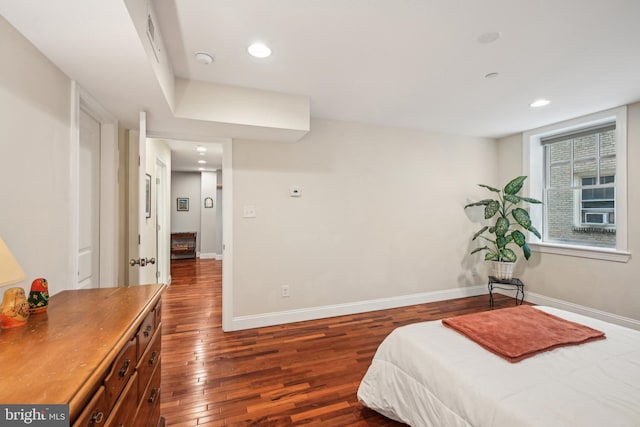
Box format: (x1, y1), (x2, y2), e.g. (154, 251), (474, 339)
(464, 176), (542, 280)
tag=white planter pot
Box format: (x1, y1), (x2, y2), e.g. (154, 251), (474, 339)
(491, 261), (515, 280)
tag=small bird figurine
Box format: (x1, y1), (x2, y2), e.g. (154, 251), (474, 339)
(28, 277), (49, 314)
(0, 287), (30, 328)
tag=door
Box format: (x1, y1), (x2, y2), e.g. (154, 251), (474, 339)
(78, 109), (101, 289)
(127, 112), (156, 285)
(156, 159), (169, 284)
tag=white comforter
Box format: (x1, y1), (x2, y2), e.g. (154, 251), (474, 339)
(357, 306), (640, 427)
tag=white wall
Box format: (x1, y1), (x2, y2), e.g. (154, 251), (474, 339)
(232, 118), (497, 319)
(0, 16), (73, 299)
(171, 172), (202, 252)
(497, 102), (640, 321)
(215, 170), (223, 258)
(170, 171), (219, 257)
(200, 171), (218, 257)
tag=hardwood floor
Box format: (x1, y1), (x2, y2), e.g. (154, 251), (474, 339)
(161, 259), (521, 426)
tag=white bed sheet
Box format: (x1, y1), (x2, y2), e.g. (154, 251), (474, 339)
(357, 306), (640, 427)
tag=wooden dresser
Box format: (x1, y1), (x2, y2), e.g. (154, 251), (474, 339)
(0, 285), (165, 427)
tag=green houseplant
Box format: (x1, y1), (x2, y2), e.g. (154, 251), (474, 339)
(464, 176), (542, 279)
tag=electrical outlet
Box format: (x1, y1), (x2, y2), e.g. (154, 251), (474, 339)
(281, 285), (290, 297)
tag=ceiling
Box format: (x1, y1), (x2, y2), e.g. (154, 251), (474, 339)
(164, 139), (223, 172)
(2, 0), (640, 165)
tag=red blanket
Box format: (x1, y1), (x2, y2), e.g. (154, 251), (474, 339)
(442, 306), (605, 363)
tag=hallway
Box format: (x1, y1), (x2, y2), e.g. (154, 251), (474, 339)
(160, 258), (516, 426)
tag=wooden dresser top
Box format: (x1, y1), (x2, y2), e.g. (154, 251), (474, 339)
(0, 285), (165, 419)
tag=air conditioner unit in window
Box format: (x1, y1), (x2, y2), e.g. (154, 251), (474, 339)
(584, 212), (607, 224)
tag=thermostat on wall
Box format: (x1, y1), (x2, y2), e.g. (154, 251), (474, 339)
(289, 186), (301, 197)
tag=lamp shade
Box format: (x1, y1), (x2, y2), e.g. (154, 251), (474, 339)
(0, 236), (26, 287)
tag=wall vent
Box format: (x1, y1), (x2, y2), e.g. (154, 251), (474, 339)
(146, 12), (160, 63)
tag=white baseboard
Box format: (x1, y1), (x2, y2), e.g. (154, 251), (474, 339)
(199, 252), (217, 259)
(227, 285), (486, 331)
(494, 289), (640, 330)
(215, 253), (223, 260)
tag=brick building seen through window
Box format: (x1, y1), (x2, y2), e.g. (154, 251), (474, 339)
(543, 124), (616, 248)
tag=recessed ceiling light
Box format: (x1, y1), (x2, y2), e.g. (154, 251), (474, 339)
(248, 42), (271, 58)
(196, 146), (207, 152)
(530, 99), (551, 108)
(477, 31), (501, 44)
(194, 52), (214, 65)
(198, 167), (205, 171)
(484, 72), (499, 79)
(198, 160), (206, 164)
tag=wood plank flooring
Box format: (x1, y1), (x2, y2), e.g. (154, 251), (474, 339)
(161, 259), (521, 426)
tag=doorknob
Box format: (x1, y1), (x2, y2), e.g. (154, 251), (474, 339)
(130, 257), (155, 266)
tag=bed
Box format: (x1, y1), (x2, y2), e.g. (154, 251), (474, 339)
(357, 306), (640, 427)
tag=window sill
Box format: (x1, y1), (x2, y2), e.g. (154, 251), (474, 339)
(530, 242), (631, 263)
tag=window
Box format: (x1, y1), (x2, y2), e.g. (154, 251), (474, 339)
(542, 123), (616, 247)
(581, 175), (614, 226)
(523, 106), (629, 262)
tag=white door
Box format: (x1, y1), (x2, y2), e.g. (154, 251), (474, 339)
(78, 109), (101, 289)
(127, 112), (156, 285)
(156, 159), (169, 284)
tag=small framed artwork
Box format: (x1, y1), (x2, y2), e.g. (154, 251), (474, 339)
(145, 174), (152, 218)
(177, 197), (189, 211)
(204, 197), (214, 209)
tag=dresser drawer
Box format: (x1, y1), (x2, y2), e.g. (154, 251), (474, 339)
(73, 386), (107, 427)
(134, 360), (161, 427)
(104, 335), (136, 412)
(104, 372), (138, 427)
(136, 325), (161, 401)
(137, 310), (155, 359)
(147, 403), (163, 427)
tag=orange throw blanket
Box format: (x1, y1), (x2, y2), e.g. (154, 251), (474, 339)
(442, 306), (605, 363)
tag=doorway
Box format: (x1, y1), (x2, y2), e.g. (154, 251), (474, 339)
(149, 137), (232, 329)
(73, 84), (118, 289)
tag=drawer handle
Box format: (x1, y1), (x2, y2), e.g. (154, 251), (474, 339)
(148, 387), (158, 403)
(143, 324), (152, 338)
(148, 350), (157, 366)
(118, 359), (131, 378)
(90, 411), (104, 425)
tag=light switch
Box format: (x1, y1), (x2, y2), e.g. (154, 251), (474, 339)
(243, 205), (256, 218)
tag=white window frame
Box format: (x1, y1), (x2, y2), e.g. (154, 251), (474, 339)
(523, 106), (630, 262)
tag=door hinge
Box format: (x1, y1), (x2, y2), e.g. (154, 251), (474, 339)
(138, 234), (141, 245)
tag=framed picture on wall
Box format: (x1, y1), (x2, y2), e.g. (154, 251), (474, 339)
(145, 174), (152, 218)
(177, 197), (189, 211)
(204, 197), (214, 208)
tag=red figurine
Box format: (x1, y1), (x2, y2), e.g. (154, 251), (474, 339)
(28, 277), (49, 314)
